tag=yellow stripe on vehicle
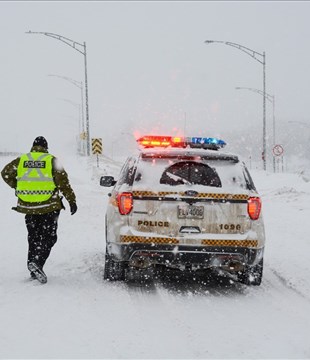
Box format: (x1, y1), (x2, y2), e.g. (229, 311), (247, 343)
(120, 235), (179, 244)
(120, 235), (258, 248)
(132, 191), (179, 197)
(201, 239), (258, 247)
(192, 193), (249, 200)
(132, 191), (249, 201)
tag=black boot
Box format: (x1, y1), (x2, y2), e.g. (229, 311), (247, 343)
(28, 262), (47, 284)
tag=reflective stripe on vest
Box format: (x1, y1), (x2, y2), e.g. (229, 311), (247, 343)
(16, 152), (56, 202)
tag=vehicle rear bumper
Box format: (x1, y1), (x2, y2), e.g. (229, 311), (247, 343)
(109, 242), (264, 271)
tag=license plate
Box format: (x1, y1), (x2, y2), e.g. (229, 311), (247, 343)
(178, 205), (204, 219)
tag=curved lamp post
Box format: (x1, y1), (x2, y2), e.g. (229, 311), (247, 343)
(205, 40), (267, 170)
(26, 31), (91, 156)
(236, 86), (275, 172)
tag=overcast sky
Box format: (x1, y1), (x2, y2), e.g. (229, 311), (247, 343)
(1, 1), (310, 162)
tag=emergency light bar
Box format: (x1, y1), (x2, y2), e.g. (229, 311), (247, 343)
(137, 135), (226, 150)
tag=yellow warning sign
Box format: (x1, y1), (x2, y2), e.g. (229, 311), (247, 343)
(92, 138), (102, 155)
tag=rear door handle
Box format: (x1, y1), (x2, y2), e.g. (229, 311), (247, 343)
(179, 226), (201, 234)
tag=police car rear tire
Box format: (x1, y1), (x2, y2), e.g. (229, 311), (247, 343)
(103, 252), (126, 281)
(239, 258), (263, 286)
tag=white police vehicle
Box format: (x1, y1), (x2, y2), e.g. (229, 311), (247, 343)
(100, 135), (265, 285)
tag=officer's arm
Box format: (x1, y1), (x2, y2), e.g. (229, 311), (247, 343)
(1, 158), (19, 189)
(52, 158), (76, 205)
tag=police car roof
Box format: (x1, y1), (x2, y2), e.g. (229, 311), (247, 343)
(140, 147), (239, 163)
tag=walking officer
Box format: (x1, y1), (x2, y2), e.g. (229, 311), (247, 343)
(1, 136), (77, 284)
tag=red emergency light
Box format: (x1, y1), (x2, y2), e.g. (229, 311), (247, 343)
(137, 136), (185, 148)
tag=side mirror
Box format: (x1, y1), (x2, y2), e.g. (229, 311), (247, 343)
(100, 176), (117, 187)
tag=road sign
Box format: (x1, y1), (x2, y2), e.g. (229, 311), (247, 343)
(92, 138), (102, 155)
(273, 144), (284, 157)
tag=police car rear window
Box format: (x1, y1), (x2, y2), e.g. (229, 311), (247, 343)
(160, 161), (221, 187)
(132, 157), (250, 191)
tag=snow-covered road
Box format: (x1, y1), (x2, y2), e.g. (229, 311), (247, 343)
(1, 155), (309, 359)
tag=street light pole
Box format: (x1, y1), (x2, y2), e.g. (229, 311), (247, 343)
(205, 40), (267, 170)
(26, 31), (91, 156)
(236, 87), (275, 172)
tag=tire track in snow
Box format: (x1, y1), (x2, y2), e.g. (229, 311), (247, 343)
(262, 264), (310, 303)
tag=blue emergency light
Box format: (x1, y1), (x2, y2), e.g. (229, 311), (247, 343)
(188, 137), (226, 148)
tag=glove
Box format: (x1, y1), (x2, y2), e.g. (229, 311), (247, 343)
(70, 203), (77, 215)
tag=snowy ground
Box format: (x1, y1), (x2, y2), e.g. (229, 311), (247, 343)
(0, 154), (310, 359)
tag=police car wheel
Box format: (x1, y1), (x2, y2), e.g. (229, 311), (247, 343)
(103, 252), (126, 281)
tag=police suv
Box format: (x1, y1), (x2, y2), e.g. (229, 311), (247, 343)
(100, 135), (265, 285)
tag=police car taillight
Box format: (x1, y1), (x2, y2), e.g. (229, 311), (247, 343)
(117, 192), (133, 215)
(248, 197), (262, 220)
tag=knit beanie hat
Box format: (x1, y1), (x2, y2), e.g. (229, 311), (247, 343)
(33, 136), (48, 149)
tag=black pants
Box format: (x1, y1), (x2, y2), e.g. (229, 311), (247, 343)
(25, 210), (60, 270)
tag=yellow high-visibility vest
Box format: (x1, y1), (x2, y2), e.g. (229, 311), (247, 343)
(16, 152), (56, 202)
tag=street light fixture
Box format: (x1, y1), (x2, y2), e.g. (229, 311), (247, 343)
(48, 74), (86, 155)
(236, 86), (275, 172)
(205, 40), (267, 170)
(25, 31), (91, 156)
